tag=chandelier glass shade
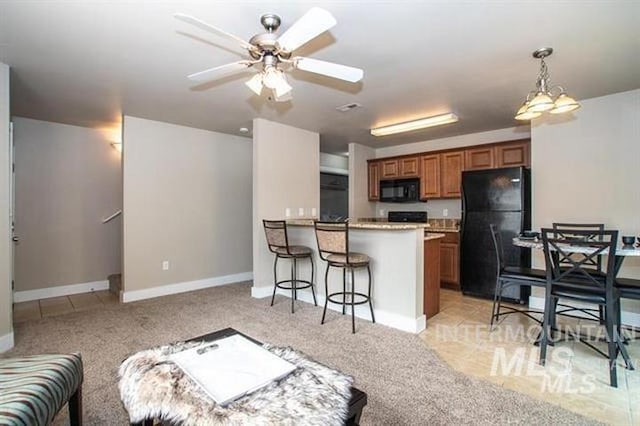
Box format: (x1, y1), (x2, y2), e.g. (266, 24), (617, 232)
(515, 48), (580, 121)
(245, 65), (292, 100)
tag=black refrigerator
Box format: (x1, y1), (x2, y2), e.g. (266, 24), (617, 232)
(460, 166), (531, 303)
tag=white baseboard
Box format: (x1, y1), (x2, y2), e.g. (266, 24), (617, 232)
(122, 272), (253, 303)
(13, 280), (109, 303)
(530, 295), (640, 328)
(0, 332), (14, 353)
(251, 285), (426, 334)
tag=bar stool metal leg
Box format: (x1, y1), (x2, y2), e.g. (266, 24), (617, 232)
(291, 259), (296, 314)
(367, 265), (375, 323)
(351, 268), (356, 334)
(342, 268), (347, 315)
(310, 257), (317, 306)
(321, 264), (330, 324)
(270, 256), (279, 307)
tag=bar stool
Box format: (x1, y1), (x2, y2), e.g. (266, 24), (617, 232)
(314, 221), (375, 334)
(263, 220), (317, 313)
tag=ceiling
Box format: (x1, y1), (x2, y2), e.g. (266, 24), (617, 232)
(1, 1), (639, 154)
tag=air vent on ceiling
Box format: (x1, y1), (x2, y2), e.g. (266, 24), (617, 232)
(336, 102), (362, 112)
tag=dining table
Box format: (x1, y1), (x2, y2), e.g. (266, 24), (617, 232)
(512, 236), (640, 277)
(512, 234), (638, 370)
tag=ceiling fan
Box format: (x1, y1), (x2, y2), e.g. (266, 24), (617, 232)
(175, 7), (364, 102)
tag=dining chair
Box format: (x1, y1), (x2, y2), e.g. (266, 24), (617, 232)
(488, 224), (547, 330)
(615, 277), (640, 340)
(539, 227), (632, 387)
(551, 223), (606, 323)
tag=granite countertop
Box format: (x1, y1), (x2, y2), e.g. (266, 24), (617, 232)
(424, 233), (446, 241)
(286, 219), (430, 230)
(426, 227), (459, 233)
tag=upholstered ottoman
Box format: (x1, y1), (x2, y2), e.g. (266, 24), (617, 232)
(0, 353), (83, 426)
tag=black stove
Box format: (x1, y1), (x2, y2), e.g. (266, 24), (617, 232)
(387, 211), (428, 223)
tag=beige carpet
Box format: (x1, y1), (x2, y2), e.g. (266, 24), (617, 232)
(5, 282), (596, 425)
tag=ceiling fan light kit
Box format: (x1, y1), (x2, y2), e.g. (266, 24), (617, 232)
(515, 47), (580, 120)
(175, 7), (363, 102)
(371, 113), (459, 137)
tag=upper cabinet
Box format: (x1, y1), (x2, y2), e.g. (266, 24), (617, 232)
(495, 140), (530, 168)
(381, 159), (399, 178)
(399, 156), (420, 177)
(368, 161), (380, 201)
(420, 154), (441, 199)
(380, 156), (419, 179)
(465, 146), (495, 170)
(440, 151), (465, 198)
(368, 139), (530, 201)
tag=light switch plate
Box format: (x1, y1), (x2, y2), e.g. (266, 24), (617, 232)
(285, 208), (291, 218)
(298, 207), (304, 217)
(311, 207), (317, 217)
(162, 260), (169, 271)
(443, 209), (449, 217)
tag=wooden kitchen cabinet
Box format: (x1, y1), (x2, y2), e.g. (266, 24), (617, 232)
(420, 154), (440, 199)
(465, 146), (495, 170)
(399, 156), (420, 177)
(440, 151), (464, 198)
(495, 139), (530, 168)
(367, 139), (530, 201)
(381, 159), (399, 178)
(424, 237), (441, 318)
(439, 232), (460, 290)
(368, 161), (380, 201)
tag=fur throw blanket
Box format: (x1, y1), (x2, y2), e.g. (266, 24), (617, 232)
(118, 340), (353, 425)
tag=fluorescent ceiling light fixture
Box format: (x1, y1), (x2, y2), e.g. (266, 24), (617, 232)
(371, 113), (458, 137)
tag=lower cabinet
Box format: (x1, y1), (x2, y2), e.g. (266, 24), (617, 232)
(423, 237), (441, 319)
(439, 232), (460, 290)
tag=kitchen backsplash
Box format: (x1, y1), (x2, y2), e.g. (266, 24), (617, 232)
(376, 198), (462, 219)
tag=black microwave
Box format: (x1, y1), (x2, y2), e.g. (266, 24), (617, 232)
(380, 178), (421, 203)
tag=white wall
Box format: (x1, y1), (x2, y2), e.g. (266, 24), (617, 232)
(0, 62), (12, 352)
(348, 142), (376, 218)
(531, 89), (640, 322)
(252, 118), (319, 291)
(122, 116), (252, 300)
(12, 118), (122, 295)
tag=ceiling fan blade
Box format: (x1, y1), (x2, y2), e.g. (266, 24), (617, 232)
(294, 57), (363, 83)
(276, 7), (337, 53)
(188, 61), (253, 82)
(175, 13), (256, 52)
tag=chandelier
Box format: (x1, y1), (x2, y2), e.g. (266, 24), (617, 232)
(515, 47), (580, 121)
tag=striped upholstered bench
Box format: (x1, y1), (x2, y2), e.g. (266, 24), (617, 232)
(0, 353), (83, 425)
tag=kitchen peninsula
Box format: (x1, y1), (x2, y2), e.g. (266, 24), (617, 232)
(270, 219), (444, 333)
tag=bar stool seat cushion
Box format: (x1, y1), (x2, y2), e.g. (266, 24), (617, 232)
(273, 245), (312, 256)
(0, 353), (83, 426)
(327, 252), (369, 265)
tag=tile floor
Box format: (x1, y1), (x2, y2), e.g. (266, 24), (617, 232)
(13, 290), (119, 322)
(420, 289), (640, 425)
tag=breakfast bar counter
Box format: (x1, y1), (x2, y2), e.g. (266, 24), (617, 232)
(254, 219), (444, 333)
